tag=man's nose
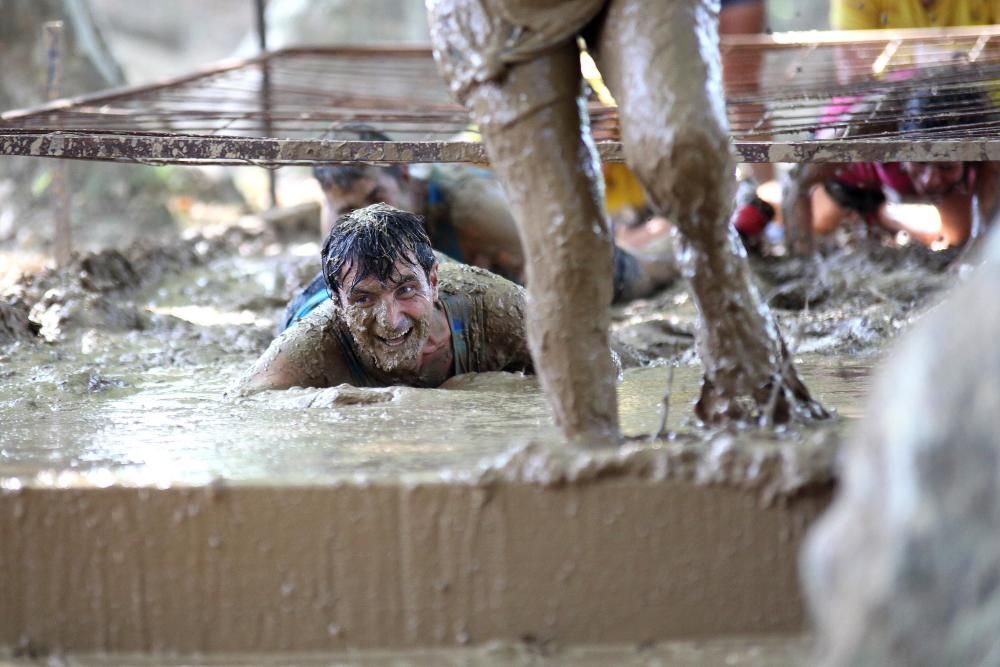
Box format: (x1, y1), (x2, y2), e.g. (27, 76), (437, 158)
(377, 297), (406, 329)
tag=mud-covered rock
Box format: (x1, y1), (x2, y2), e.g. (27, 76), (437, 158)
(802, 234), (1000, 667)
(77, 249), (142, 292)
(0, 300), (36, 345)
(31, 290), (148, 341)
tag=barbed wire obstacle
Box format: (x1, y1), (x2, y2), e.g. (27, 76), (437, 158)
(3, 27), (1000, 167)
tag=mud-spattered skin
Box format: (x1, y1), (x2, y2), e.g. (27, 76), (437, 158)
(338, 270), (436, 378)
(427, 0), (827, 440)
(802, 232), (1000, 667)
(436, 262), (535, 374)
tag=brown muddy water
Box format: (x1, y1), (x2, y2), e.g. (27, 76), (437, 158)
(0, 241), (880, 486)
(0, 228), (959, 665)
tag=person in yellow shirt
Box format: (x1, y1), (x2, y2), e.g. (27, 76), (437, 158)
(833, 0), (1000, 31)
(831, 0), (1000, 85)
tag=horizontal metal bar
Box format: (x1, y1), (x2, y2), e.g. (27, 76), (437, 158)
(3, 133), (1000, 165)
(739, 139), (1000, 163)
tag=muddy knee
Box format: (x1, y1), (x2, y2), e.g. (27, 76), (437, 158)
(626, 127), (735, 229)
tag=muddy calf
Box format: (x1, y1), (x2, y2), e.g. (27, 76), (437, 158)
(803, 233), (1000, 665)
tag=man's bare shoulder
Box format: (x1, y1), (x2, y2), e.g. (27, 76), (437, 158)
(230, 299), (352, 395)
(437, 262), (531, 372)
(438, 261), (525, 308)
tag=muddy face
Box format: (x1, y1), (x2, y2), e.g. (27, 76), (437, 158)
(336, 258), (438, 375)
(325, 168), (416, 218)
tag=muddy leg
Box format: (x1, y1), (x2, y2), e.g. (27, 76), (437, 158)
(463, 46), (620, 443)
(592, 0), (827, 425)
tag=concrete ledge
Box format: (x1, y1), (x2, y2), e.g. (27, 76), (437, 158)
(1, 476), (830, 654)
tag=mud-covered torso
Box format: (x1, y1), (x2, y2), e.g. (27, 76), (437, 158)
(434, 261), (532, 377)
(291, 262), (532, 388)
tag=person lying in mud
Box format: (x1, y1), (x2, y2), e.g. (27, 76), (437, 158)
(783, 90), (1000, 253)
(235, 203), (536, 394)
(301, 129), (677, 324)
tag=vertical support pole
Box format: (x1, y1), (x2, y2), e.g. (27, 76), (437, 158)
(255, 0), (278, 209)
(45, 21), (72, 267)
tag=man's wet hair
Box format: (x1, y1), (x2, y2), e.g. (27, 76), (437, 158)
(313, 126), (404, 191)
(899, 86), (993, 135)
(321, 203), (436, 295)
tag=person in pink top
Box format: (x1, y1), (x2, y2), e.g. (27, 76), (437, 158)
(782, 90), (1000, 252)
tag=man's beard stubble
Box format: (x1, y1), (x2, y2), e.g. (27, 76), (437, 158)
(340, 304), (432, 376)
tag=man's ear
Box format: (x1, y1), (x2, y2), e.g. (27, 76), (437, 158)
(428, 262), (439, 301)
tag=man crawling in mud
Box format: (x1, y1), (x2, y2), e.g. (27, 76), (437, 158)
(234, 203), (534, 393)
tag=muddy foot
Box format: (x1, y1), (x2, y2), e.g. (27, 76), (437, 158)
(695, 352), (830, 427)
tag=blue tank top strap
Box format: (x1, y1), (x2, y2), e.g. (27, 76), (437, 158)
(439, 292), (472, 375)
(292, 285), (330, 323)
(281, 270), (331, 332)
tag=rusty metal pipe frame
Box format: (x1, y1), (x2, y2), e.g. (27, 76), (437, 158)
(4, 134), (1000, 165)
(255, 0), (278, 208)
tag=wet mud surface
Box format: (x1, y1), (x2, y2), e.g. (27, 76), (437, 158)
(8, 635), (811, 666)
(0, 223), (958, 487)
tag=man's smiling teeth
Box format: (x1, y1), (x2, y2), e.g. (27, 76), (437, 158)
(378, 330), (411, 346)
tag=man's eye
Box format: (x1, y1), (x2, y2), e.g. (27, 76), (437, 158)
(351, 295), (373, 306)
(397, 285), (416, 297)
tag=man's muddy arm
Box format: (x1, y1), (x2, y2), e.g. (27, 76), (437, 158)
(229, 306), (354, 396)
(231, 342), (306, 395)
(782, 163), (840, 255)
(475, 273), (534, 374)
